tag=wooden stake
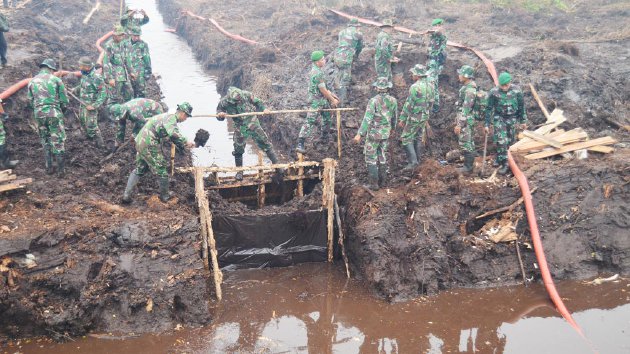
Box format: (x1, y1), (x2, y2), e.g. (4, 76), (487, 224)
(297, 153), (304, 197)
(194, 168), (210, 272)
(257, 150), (265, 208)
(322, 158), (336, 262)
(336, 110), (342, 159)
(529, 84), (551, 120)
(191, 107), (358, 119)
(170, 143), (176, 176)
(334, 195), (350, 278)
(177, 160), (320, 174)
(515, 239), (528, 286)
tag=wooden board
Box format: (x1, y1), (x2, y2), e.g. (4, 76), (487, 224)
(0, 174), (17, 183)
(521, 130), (563, 148)
(511, 128), (588, 153)
(588, 146), (614, 154)
(511, 109), (566, 150)
(0, 178), (33, 193)
(525, 137), (617, 160)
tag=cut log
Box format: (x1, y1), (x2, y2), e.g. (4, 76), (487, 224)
(521, 130), (563, 149)
(525, 137), (617, 160)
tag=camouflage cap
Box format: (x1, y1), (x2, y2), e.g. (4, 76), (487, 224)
(226, 87), (242, 103)
(177, 102), (193, 116)
(127, 26), (142, 36)
(78, 56), (93, 67)
(431, 18), (444, 26)
(373, 77), (393, 90)
(457, 65), (475, 79)
(380, 19), (394, 28)
(113, 25), (126, 36)
(311, 50), (325, 62)
(498, 72), (512, 85)
(409, 64), (428, 76)
(39, 58), (57, 71)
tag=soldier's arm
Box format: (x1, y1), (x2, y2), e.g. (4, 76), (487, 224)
(139, 12), (149, 26)
(143, 45), (152, 77)
(26, 85), (34, 109)
(459, 87), (476, 127)
(390, 97), (399, 128)
(357, 99), (375, 136)
(248, 92), (266, 112)
(485, 91), (496, 127)
(57, 79), (70, 107)
(102, 46), (113, 82)
(439, 33), (448, 52)
(93, 77), (107, 109)
(355, 33), (364, 58)
(167, 123), (189, 150)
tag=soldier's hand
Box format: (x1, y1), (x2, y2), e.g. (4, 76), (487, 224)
(391, 57), (400, 63)
(352, 134), (361, 144)
(263, 109), (271, 115)
(330, 98), (339, 108)
(454, 126), (461, 135)
(109, 79), (115, 87)
(519, 123), (527, 130)
(484, 126), (490, 135)
(217, 112), (226, 121)
(398, 121), (404, 129)
(186, 142), (195, 149)
(87, 105), (95, 111)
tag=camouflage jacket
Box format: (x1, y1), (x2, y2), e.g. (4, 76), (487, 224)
(428, 31), (447, 57)
(457, 80), (477, 126)
(135, 113), (188, 150)
(334, 25), (363, 66)
(120, 12), (149, 30)
(307, 64), (328, 102)
(358, 93), (398, 140)
(427, 72), (440, 109)
(103, 39), (132, 82)
(76, 68), (107, 109)
(27, 69), (69, 111)
(128, 39), (152, 79)
(216, 87), (265, 125)
(0, 13), (9, 32)
(123, 98), (163, 124)
(485, 84), (527, 126)
(400, 78), (434, 123)
(374, 30), (393, 64)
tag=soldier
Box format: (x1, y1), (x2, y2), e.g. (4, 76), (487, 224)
(399, 64), (434, 171)
(296, 50), (339, 154)
(333, 18), (363, 103)
(427, 18), (447, 75)
(120, 8), (149, 32)
(74, 56), (107, 149)
(27, 59), (69, 176)
(127, 26), (152, 98)
(0, 99), (18, 169)
(122, 102), (195, 204)
(426, 66), (441, 114)
(109, 98), (165, 149)
(454, 65), (478, 174)
(0, 11), (8, 66)
(103, 25), (133, 107)
(352, 77), (398, 191)
(485, 72), (527, 175)
(374, 19), (400, 84)
(217, 87), (283, 181)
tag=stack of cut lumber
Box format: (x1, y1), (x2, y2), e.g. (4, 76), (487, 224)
(0, 170), (32, 193)
(510, 109), (617, 159)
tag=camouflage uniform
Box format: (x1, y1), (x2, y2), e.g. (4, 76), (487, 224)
(0, 118), (5, 146)
(120, 11), (149, 31)
(128, 36), (152, 98)
(27, 69), (69, 155)
(426, 68), (441, 113)
(298, 64), (332, 139)
(333, 22), (363, 100)
(134, 113), (188, 178)
(428, 31), (447, 74)
(374, 30), (394, 83)
(103, 38), (133, 105)
(75, 68), (107, 139)
(400, 77), (434, 146)
(457, 80), (478, 153)
(112, 98), (163, 144)
(217, 87), (271, 155)
(485, 85), (527, 165)
(358, 92), (398, 166)
(0, 13), (8, 66)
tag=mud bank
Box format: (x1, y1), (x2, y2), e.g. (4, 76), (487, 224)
(159, 0), (630, 300)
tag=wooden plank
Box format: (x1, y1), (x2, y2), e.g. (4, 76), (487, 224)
(529, 84), (551, 120)
(297, 153), (304, 197)
(0, 178), (33, 193)
(0, 174), (17, 183)
(521, 130), (563, 149)
(525, 137), (617, 160)
(177, 160), (320, 174)
(0, 169), (13, 177)
(511, 128), (588, 153)
(511, 109), (566, 150)
(588, 146), (614, 154)
(208, 173), (319, 190)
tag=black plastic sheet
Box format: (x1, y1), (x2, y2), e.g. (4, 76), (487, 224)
(213, 210), (327, 269)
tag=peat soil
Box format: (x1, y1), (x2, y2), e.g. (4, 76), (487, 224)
(159, 0), (630, 300)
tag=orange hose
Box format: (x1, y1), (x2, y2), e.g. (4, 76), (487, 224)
(181, 10), (259, 45)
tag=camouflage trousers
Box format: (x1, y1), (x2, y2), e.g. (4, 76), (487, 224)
(131, 77), (147, 98)
(79, 107), (101, 139)
(364, 137), (388, 166)
(135, 142), (168, 178)
(34, 108), (66, 154)
(233, 118), (272, 156)
(117, 118), (146, 143)
(428, 52), (446, 75)
(108, 80), (133, 105)
(298, 99), (332, 139)
(400, 113), (429, 146)
(375, 59), (392, 83)
(493, 115), (518, 164)
(0, 120), (5, 146)
(458, 120), (476, 153)
(334, 63), (352, 91)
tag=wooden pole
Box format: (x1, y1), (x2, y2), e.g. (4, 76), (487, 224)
(322, 158), (336, 262)
(193, 167), (223, 300)
(257, 150), (265, 208)
(177, 160), (320, 174)
(170, 143), (176, 176)
(529, 84), (551, 121)
(336, 110), (342, 159)
(334, 195), (350, 278)
(515, 239), (528, 286)
(119, 0), (124, 18)
(296, 153), (304, 197)
(192, 107), (358, 119)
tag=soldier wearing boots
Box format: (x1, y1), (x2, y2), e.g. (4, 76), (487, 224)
(103, 25), (133, 107)
(127, 26), (152, 98)
(353, 77), (398, 191)
(110, 98), (165, 149)
(485, 72), (527, 175)
(427, 18), (447, 75)
(399, 64), (434, 171)
(216, 87), (283, 181)
(333, 18), (363, 104)
(454, 65), (477, 174)
(74, 56), (107, 149)
(122, 102), (194, 204)
(27, 59), (69, 177)
(0, 100), (18, 169)
(374, 19), (400, 84)
(296, 50), (339, 154)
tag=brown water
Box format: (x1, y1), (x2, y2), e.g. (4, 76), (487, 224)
(12, 263), (630, 354)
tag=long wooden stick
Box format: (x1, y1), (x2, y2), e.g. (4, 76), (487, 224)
(194, 168), (210, 272)
(480, 132), (488, 176)
(336, 110), (342, 159)
(100, 139), (131, 164)
(83, 1), (101, 25)
(322, 158), (336, 262)
(528, 84), (550, 120)
(192, 107), (358, 119)
(177, 160), (320, 174)
(170, 143), (176, 176)
(257, 150), (265, 208)
(296, 153), (304, 197)
(334, 195), (350, 278)
(475, 187), (538, 219)
(515, 239), (528, 286)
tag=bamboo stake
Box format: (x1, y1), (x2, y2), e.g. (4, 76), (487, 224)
(177, 160), (320, 174)
(119, 0), (124, 18)
(322, 158), (336, 262)
(336, 110), (342, 159)
(529, 84), (550, 120)
(515, 239), (528, 286)
(83, 1), (101, 25)
(192, 107), (358, 119)
(170, 143), (176, 176)
(257, 150), (265, 208)
(296, 153), (304, 197)
(194, 168), (210, 272)
(209, 173), (319, 189)
(334, 195), (350, 278)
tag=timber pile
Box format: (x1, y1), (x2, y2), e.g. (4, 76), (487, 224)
(0, 170), (32, 193)
(510, 108), (617, 159)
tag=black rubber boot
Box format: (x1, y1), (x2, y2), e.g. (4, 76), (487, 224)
(458, 151), (474, 174)
(234, 154), (243, 181)
(413, 139), (423, 162)
(158, 176), (170, 202)
(0, 144), (18, 169)
(378, 164), (388, 188)
(122, 171), (140, 204)
(295, 137), (306, 154)
(366, 164), (380, 191)
(498, 162), (510, 175)
(402, 144), (419, 171)
(95, 131), (106, 150)
(55, 153), (65, 178)
(266, 148), (285, 183)
(44, 146), (54, 175)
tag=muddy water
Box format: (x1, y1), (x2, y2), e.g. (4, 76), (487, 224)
(126, 0), (260, 167)
(14, 263), (630, 353)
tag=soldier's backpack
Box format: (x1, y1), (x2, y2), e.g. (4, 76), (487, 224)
(473, 88), (488, 121)
(0, 14), (9, 33)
